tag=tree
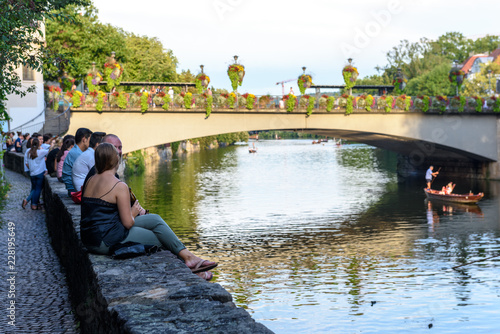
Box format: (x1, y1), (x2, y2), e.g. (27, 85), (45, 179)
(462, 63), (500, 97)
(405, 63), (455, 96)
(123, 33), (178, 83)
(44, 4), (129, 84)
(0, 0), (90, 120)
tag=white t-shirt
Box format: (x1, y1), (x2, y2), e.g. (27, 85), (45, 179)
(27, 149), (49, 176)
(72, 147), (95, 191)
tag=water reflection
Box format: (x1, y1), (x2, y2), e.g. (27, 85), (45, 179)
(126, 140), (500, 333)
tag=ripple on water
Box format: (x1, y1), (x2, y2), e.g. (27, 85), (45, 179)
(127, 140), (500, 334)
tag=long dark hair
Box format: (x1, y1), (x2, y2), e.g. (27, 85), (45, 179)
(56, 137), (75, 162)
(29, 138), (40, 160)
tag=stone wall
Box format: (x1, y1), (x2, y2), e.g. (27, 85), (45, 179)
(4, 151), (273, 334)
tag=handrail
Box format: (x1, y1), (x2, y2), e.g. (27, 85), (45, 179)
(10, 100), (48, 132)
(70, 92), (500, 114)
(11, 97), (72, 135)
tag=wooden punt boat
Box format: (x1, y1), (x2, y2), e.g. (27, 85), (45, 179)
(424, 188), (484, 204)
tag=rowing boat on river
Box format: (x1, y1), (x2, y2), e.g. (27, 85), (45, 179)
(424, 188), (484, 204)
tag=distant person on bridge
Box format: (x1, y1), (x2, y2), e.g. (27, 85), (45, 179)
(80, 143), (218, 281)
(425, 166), (439, 190)
(62, 128), (92, 195)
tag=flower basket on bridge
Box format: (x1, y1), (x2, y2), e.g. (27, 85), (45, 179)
(449, 68), (465, 91)
(109, 91), (128, 109)
(414, 95), (431, 112)
(337, 94), (348, 108)
(94, 91), (107, 112)
(46, 86), (62, 111)
(227, 92), (237, 109)
(356, 94), (375, 111)
(297, 72), (313, 95)
(395, 94), (412, 111)
(104, 52), (123, 92)
(377, 95), (394, 113)
(161, 94), (172, 111)
(433, 96), (448, 113)
(217, 93), (228, 108)
(59, 73), (75, 92)
(468, 96), (484, 113)
(85, 71), (103, 93)
(319, 95), (328, 109)
(449, 95), (466, 112)
(342, 65), (358, 90)
(129, 91), (142, 108)
(258, 95), (272, 108)
(228, 64), (245, 91)
(326, 96), (335, 112)
(153, 92), (166, 107)
(140, 92), (149, 112)
(183, 92), (193, 109)
(486, 96), (500, 112)
(283, 94), (297, 112)
(392, 77), (407, 95)
(195, 73), (210, 94)
(65, 90), (83, 108)
(242, 93), (256, 110)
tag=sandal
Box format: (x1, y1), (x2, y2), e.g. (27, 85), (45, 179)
(22, 199), (28, 209)
(190, 259), (218, 273)
(196, 271), (213, 281)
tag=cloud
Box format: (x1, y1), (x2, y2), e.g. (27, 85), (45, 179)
(92, 0), (500, 94)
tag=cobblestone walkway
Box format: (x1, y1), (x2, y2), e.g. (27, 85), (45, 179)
(0, 170), (78, 333)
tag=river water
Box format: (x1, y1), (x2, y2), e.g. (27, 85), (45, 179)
(125, 140), (500, 334)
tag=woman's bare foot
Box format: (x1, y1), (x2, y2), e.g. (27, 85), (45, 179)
(196, 271), (213, 281)
(180, 250), (218, 273)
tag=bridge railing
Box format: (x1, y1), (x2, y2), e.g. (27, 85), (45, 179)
(69, 92), (500, 114)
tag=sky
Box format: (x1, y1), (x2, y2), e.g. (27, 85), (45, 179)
(91, 0), (499, 95)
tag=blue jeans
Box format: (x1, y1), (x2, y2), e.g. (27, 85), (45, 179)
(29, 172), (45, 206)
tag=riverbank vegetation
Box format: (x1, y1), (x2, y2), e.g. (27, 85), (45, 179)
(355, 32), (500, 97)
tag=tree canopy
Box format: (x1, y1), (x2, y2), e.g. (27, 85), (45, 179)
(44, 4), (179, 90)
(362, 32), (500, 96)
(0, 0), (90, 120)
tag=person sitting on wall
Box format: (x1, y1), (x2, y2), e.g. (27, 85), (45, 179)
(56, 136), (75, 182)
(80, 143), (218, 281)
(72, 132), (106, 192)
(61, 128), (92, 195)
(46, 137), (63, 177)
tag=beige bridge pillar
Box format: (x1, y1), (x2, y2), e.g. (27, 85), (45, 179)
(67, 109), (500, 179)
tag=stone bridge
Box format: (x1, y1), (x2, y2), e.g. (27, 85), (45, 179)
(67, 108), (500, 179)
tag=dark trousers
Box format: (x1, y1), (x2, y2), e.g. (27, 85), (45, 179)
(29, 172), (45, 205)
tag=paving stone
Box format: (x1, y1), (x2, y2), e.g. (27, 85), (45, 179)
(0, 168), (79, 332)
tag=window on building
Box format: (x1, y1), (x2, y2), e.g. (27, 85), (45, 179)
(22, 65), (35, 81)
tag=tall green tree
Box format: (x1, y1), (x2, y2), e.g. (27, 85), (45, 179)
(123, 34), (178, 82)
(44, 4), (129, 83)
(0, 0), (90, 120)
(405, 63), (455, 96)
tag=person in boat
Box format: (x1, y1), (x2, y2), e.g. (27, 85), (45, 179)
(445, 182), (455, 194)
(425, 166), (439, 189)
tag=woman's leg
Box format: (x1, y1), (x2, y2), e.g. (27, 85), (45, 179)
(123, 214), (217, 271)
(123, 214), (186, 255)
(31, 172), (45, 206)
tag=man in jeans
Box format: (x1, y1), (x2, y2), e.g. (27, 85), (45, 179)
(61, 128), (92, 195)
